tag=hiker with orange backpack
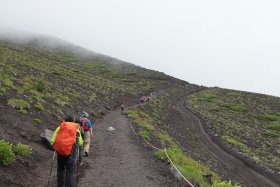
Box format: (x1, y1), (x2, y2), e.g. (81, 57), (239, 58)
(51, 115), (83, 187)
(80, 112), (93, 157)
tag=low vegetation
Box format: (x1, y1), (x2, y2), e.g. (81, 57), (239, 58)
(0, 39), (185, 122)
(13, 143), (32, 157)
(7, 98), (30, 110)
(185, 87), (280, 172)
(127, 105), (238, 187)
(0, 140), (16, 166)
(0, 139), (32, 166)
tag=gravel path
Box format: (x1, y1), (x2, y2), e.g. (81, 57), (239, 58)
(78, 110), (182, 187)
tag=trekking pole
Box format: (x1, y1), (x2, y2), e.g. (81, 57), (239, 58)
(76, 146), (79, 187)
(47, 151), (56, 187)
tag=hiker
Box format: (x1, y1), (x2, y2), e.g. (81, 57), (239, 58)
(75, 117), (84, 166)
(80, 112), (93, 157)
(51, 115), (83, 187)
(121, 104), (124, 111)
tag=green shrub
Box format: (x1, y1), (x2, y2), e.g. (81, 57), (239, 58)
(19, 109), (28, 114)
(267, 123), (280, 131)
(140, 129), (150, 140)
(3, 78), (13, 87)
(0, 139), (16, 166)
(35, 103), (44, 111)
(0, 87), (7, 95)
(33, 79), (47, 92)
(264, 131), (280, 138)
(128, 109), (139, 119)
(213, 181), (240, 187)
(154, 150), (165, 159)
(7, 98), (30, 110)
(34, 118), (41, 124)
(13, 143), (32, 157)
(221, 135), (250, 154)
(255, 114), (280, 121)
(219, 103), (247, 112)
(197, 94), (217, 102)
(210, 107), (223, 112)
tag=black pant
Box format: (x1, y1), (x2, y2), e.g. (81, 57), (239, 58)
(57, 154), (74, 187)
(79, 145), (83, 161)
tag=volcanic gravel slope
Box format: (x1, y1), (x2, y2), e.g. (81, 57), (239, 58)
(176, 97), (279, 187)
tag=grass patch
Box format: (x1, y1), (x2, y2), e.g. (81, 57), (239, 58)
(0, 139), (16, 166)
(219, 103), (247, 112)
(221, 135), (250, 154)
(33, 118), (41, 124)
(155, 131), (176, 146)
(264, 131), (280, 138)
(13, 143), (32, 157)
(154, 150), (165, 159)
(267, 122), (280, 131)
(210, 107), (223, 112)
(227, 92), (240, 97)
(19, 109), (28, 114)
(35, 103), (44, 111)
(3, 78), (13, 87)
(140, 129), (150, 140)
(165, 146), (221, 186)
(134, 118), (154, 131)
(197, 94), (217, 102)
(255, 114), (280, 121)
(7, 98), (30, 110)
(128, 109), (139, 119)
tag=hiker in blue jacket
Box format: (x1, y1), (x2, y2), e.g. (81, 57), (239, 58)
(79, 112), (93, 157)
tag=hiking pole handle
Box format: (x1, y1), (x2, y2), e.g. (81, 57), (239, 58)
(52, 151), (56, 160)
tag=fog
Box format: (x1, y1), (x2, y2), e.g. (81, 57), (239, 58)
(0, 0), (280, 97)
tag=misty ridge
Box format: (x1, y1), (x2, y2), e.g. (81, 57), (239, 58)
(0, 30), (132, 71)
(0, 30), (181, 82)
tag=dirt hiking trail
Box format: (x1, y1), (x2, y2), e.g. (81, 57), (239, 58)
(78, 109), (183, 187)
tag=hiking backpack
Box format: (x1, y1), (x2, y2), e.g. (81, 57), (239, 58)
(54, 122), (78, 156)
(81, 118), (90, 131)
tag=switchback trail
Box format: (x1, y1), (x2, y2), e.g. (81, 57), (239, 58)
(177, 97), (279, 187)
(78, 109), (182, 187)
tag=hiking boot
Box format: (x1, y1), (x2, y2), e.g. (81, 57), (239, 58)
(84, 152), (88, 157)
(79, 161), (84, 166)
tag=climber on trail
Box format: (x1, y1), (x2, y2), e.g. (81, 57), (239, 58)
(51, 115), (83, 187)
(121, 103), (124, 112)
(79, 111), (93, 157)
(75, 117), (84, 166)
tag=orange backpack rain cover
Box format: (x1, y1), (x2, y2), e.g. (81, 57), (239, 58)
(54, 122), (78, 156)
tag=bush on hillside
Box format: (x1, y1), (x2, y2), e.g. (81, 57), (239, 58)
(13, 143), (32, 157)
(7, 98), (30, 110)
(34, 117), (41, 124)
(35, 103), (44, 111)
(0, 140), (16, 166)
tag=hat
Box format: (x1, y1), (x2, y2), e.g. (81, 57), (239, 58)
(65, 115), (74, 122)
(82, 111), (89, 117)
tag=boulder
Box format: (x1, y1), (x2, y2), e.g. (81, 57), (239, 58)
(40, 129), (54, 150)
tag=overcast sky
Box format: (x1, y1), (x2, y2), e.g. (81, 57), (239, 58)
(0, 0), (280, 97)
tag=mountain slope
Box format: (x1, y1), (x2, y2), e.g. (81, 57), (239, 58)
(0, 35), (187, 186)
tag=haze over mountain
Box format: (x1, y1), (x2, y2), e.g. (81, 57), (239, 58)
(1, 0), (280, 97)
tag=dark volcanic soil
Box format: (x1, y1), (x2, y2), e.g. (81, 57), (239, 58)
(177, 97), (279, 187)
(77, 109), (183, 187)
